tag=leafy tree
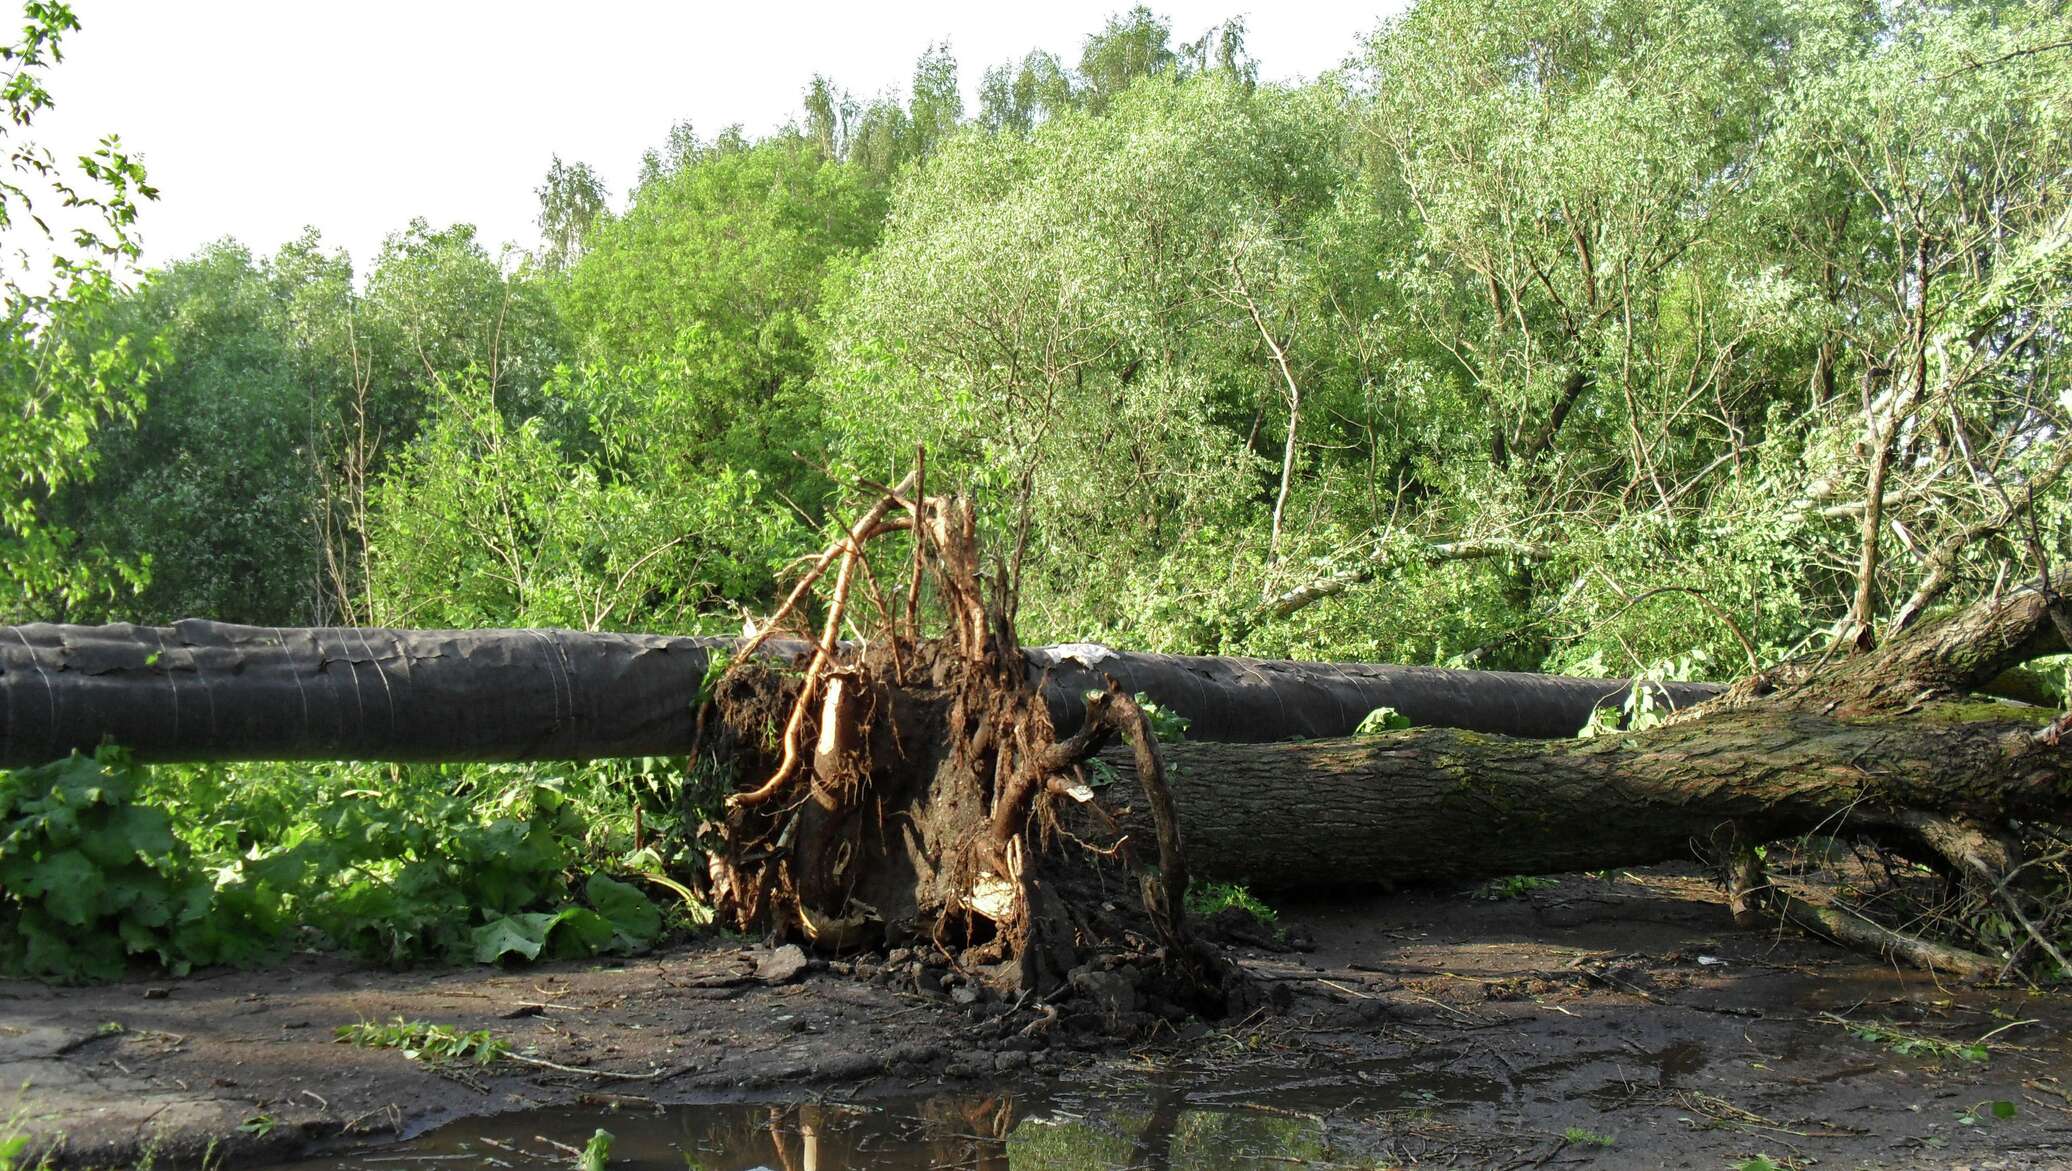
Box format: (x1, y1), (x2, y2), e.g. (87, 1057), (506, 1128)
(977, 12), (1254, 134)
(906, 41), (963, 160)
(820, 75), (1358, 650)
(1754, 0), (2072, 646)
(797, 41), (976, 180)
(269, 229), (378, 624)
(365, 371), (802, 632)
(977, 51), (1074, 135)
(51, 243), (316, 623)
(637, 119), (704, 187)
(361, 218), (564, 431)
(559, 135), (884, 501)
(1078, 5), (1179, 111)
(1179, 16), (1255, 84)
(534, 155), (609, 274)
(0, 2), (159, 619)
(803, 75), (851, 161)
(1334, 0), (1804, 667)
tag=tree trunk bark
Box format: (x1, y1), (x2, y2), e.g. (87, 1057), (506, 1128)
(1137, 572), (2072, 890)
(0, 622), (1716, 767)
(4, 578), (2065, 962)
(1139, 705), (2059, 889)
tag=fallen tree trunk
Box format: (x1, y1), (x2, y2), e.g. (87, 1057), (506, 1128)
(7, 472), (2069, 991)
(0, 622), (1715, 768)
(1143, 705), (2060, 889)
(686, 470), (2072, 994)
(1136, 576), (2072, 887)
(1143, 569), (2066, 979)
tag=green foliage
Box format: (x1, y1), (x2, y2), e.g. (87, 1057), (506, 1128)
(1835, 1017), (1991, 1065)
(48, 243), (319, 624)
(0, 1129), (36, 1171)
(1956, 1099), (2018, 1127)
(696, 649), (734, 708)
(0, 748), (673, 980)
(822, 71), (1353, 649)
(1476, 876), (1559, 901)
(1353, 707), (1412, 736)
(0, 751), (265, 982)
(1561, 1127), (1614, 1147)
(0, 2), (160, 620)
(1186, 880), (1276, 924)
(1135, 693), (1190, 744)
(472, 875), (659, 964)
(1577, 684), (1668, 739)
(365, 372), (803, 632)
(578, 1128), (615, 1171)
(39, 0), (2072, 672)
(558, 135), (884, 502)
(336, 1017), (508, 1066)
(535, 155), (609, 275)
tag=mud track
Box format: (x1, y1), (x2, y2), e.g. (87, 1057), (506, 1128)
(8, 865), (2072, 1169)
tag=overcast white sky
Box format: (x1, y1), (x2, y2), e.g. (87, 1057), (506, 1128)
(22, 2), (1395, 273)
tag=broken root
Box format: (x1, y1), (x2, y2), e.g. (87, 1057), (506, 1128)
(694, 472), (1242, 1030)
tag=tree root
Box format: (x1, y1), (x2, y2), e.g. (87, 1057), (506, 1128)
(690, 471), (2072, 1014)
(1728, 838), (2001, 981)
(694, 473), (1239, 1032)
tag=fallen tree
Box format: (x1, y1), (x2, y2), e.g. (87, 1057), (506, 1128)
(4, 475), (2069, 994)
(691, 479), (2072, 995)
(671, 470), (2072, 992)
(0, 626), (1715, 768)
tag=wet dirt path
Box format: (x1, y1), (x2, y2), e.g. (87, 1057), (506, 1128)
(7, 866), (2072, 1168)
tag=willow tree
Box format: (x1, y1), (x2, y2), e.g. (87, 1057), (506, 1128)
(1753, 0), (2072, 651)
(1332, 0), (2072, 678)
(819, 73), (1363, 653)
(0, 3), (159, 622)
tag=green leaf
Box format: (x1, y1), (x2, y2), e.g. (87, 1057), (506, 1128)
(26, 849), (106, 927)
(1354, 706), (1413, 736)
(81, 804), (176, 868)
(586, 874), (661, 947)
(471, 914), (551, 964)
(545, 907), (615, 960)
(579, 1128), (614, 1171)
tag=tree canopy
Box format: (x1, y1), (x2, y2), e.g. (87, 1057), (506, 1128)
(12, 0), (2068, 698)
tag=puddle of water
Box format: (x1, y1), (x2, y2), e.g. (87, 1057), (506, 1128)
(272, 1063), (1510, 1171)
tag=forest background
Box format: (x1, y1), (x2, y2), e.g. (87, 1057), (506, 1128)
(2, 0), (2069, 980)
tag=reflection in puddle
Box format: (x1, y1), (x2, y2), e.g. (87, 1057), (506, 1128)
(278, 1063), (1511, 1171)
(268, 1040), (1740, 1167)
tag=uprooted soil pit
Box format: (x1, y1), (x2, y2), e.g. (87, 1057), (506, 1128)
(11, 863), (2072, 1170)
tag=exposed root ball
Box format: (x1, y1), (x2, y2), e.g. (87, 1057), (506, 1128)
(695, 482), (1246, 1028)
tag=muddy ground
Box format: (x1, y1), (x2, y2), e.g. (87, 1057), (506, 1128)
(6, 864), (2071, 1169)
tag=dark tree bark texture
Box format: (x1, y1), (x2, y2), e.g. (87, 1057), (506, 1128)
(0, 623), (1716, 768)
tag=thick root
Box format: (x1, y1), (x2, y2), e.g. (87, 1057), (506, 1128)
(694, 485), (1240, 1031)
(1726, 832), (2001, 981)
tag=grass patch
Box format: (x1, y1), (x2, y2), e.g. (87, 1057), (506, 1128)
(1475, 875), (1558, 900)
(336, 1017), (508, 1066)
(1561, 1126), (1614, 1147)
(1186, 880), (1277, 923)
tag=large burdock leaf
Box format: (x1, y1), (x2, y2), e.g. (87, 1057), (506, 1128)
(585, 874), (661, 949)
(25, 849), (104, 928)
(471, 912), (555, 963)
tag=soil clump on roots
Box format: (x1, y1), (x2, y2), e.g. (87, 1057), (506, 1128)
(695, 475), (1255, 1036)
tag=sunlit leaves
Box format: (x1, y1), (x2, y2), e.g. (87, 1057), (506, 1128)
(0, 4), (160, 620)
